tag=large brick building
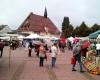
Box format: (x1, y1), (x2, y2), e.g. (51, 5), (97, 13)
(17, 8), (60, 35)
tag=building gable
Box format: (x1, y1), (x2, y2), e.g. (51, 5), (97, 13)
(17, 12), (60, 34)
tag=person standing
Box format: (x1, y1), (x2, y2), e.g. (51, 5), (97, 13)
(34, 44), (40, 57)
(96, 42), (100, 56)
(51, 43), (58, 67)
(28, 42), (33, 57)
(39, 43), (46, 67)
(0, 40), (5, 57)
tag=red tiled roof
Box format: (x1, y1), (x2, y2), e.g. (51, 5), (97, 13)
(17, 12), (60, 34)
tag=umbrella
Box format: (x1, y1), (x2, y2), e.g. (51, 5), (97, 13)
(68, 37), (74, 43)
(73, 37), (80, 43)
(81, 40), (91, 49)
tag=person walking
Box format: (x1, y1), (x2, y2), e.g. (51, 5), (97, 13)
(72, 42), (84, 72)
(39, 43), (46, 67)
(0, 40), (5, 57)
(51, 43), (58, 67)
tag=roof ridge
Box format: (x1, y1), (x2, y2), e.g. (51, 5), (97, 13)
(31, 12), (49, 19)
(17, 12), (60, 34)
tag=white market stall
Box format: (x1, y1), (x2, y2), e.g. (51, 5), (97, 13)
(51, 36), (59, 40)
(17, 35), (25, 40)
(41, 35), (51, 39)
(96, 34), (100, 42)
(24, 34), (42, 39)
(0, 36), (10, 41)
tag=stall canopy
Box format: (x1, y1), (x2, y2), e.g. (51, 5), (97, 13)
(41, 35), (51, 39)
(89, 30), (100, 39)
(97, 34), (100, 39)
(96, 34), (100, 42)
(51, 36), (59, 40)
(0, 36), (10, 40)
(24, 34), (41, 39)
(18, 35), (25, 40)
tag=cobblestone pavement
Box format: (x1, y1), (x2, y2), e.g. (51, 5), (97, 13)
(0, 47), (100, 80)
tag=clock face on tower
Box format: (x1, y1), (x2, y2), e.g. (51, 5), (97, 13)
(44, 27), (48, 32)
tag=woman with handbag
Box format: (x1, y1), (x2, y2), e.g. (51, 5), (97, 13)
(72, 42), (84, 72)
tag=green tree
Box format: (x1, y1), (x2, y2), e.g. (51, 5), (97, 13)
(72, 26), (80, 37)
(61, 17), (73, 37)
(68, 24), (74, 36)
(73, 22), (90, 37)
(91, 24), (100, 33)
(78, 22), (90, 37)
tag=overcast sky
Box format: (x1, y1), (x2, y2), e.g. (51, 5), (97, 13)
(0, 0), (100, 30)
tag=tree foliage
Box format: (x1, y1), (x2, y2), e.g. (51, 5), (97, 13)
(91, 24), (100, 32)
(61, 17), (73, 37)
(61, 17), (100, 37)
(77, 22), (90, 37)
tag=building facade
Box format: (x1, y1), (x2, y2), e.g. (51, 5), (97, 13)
(17, 9), (60, 36)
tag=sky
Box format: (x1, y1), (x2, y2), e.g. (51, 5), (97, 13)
(0, 0), (100, 31)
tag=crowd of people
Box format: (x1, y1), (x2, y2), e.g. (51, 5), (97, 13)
(0, 37), (100, 74)
(26, 39), (58, 67)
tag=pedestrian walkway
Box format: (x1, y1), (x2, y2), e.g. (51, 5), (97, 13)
(0, 47), (100, 80)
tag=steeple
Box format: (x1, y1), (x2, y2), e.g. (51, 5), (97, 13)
(44, 7), (47, 18)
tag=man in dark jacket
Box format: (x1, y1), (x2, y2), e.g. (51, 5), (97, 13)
(0, 40), (5, 57)
(28, 42), (33, 57)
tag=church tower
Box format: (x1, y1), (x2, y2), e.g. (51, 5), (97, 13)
(44, 7), (47, 18)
